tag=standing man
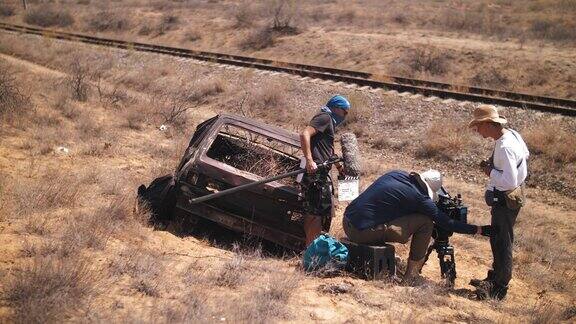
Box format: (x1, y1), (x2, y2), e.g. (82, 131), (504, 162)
(300, 95), (350, 246)
(468, 105), (530, 300)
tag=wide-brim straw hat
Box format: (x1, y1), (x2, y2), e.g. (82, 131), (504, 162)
(468, 105), (508, 128)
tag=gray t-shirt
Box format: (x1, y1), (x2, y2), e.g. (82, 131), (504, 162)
(309, 112), (335, 163)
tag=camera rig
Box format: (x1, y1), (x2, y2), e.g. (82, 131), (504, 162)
(423, 187), (468, 287)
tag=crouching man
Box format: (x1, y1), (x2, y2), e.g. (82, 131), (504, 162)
(468, 105), (529, 300)
(300, 95), (350, 246)
(342, 170), (489, 284)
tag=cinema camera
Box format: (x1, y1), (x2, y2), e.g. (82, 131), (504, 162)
(423, 187), (468, 287)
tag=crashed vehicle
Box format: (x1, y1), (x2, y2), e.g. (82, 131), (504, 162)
(142, 114), (334, 251)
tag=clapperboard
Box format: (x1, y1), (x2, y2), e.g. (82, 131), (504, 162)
(337, 175), (360, 202)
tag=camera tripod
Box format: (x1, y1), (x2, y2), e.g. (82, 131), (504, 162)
(424, 236), (457, 287)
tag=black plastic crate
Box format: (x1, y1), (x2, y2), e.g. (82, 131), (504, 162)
(341, 239), (396, 280)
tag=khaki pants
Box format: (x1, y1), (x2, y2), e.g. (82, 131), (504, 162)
(343, 214), (433, 261)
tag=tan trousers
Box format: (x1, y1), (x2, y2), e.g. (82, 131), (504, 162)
(343, 214), (433, 261)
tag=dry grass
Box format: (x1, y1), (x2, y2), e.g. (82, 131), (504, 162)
(86, 11), (131, 32)
(524, 123), (576, 164)
(4, 256), (94, 323)
(24, 6), (74, 28)
(239, 27), (276, 50)
(416, 121), (479, 162)
(0, 3), (15, 17)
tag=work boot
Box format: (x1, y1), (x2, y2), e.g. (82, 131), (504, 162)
(470, 270), (495, 287)
(401, 257), (426, 285)
(475, 280), (508, 301)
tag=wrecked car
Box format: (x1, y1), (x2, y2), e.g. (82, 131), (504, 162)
(139, 114), (334, 251)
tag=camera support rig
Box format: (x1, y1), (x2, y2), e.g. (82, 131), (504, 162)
(423, 187), (468, 287)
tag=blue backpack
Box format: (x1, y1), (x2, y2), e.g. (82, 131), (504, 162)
(303, 234), (348, 272)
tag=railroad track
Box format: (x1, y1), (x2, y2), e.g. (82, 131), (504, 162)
(1, 21), (575, 116)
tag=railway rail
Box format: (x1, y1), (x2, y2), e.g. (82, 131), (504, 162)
(1, 21), (575, 116)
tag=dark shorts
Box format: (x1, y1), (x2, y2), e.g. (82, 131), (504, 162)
(301, 170), (333, 218)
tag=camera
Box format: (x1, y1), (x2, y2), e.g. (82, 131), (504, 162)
(434, 187), (468, 240)
(424, 187), (468, 286)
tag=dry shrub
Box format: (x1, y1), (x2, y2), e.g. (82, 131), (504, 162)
(234, 2), (257, 28)
(530, 18), (576, 42)
(13, 173), (82, 217)
(0, 3), (15, 17)
(416, 121), (476, 161)
(405, 47), (450, 76)
(0, 66), (31, 123)
(76, 113), (104, 140)
(191, 77), (226, 103)
(524, 123), (576, 164)
(239, 27), (276, 50)
(215, 253), (247, 288)
(53, 94), (80, 120)
(124, 107), (147, 130)
(183, 29), (202, 42)
(266, 0), (299, 34)
(341, 92), (371, 128)
(25, 6), (74, 27)
(86, 11), (131, 32)
(66, 59), (91, 102)
(60, 213), (113, 252)
(152, 92), (194, 127)
(23, 213), (51, 236)
(4, 256), (94, 323)
(140, 13), (180, 36)
(227, 270), (300, 322)
(470, 67), (510, 88)
(109, 246), (164, 297)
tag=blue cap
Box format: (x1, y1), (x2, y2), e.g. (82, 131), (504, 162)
(326, 95), (351, 111)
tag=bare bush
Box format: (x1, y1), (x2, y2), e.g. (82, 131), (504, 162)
(183, 29), (202, 42)
(239, 28), (275, 50)
(66, 59), (90, 102)
(25, 6), (74, 27)
(109, 246), (164, 297)
(530, 18), (576, 42)
(214, 252), (247, 288)
(0, 3), (15, 17)
(405, 47), (450, 76)
(266, 0), (299, 34)
(0, 67), (31, 123)
(87, 11), (131, 32)
(234, 2), (257, 28)
(470, 67), (510, 88)
(4, 256), (94, 323)
(152, 92), (194, 127)
(190, 77), (226, 103)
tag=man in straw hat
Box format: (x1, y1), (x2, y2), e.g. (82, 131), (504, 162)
(342, 169), (491, 284)
(468, 105), (530, 300)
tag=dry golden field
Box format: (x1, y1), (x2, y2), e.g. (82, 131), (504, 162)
(1, 1), (575, 323)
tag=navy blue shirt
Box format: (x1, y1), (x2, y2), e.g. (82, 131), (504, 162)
(344, 171), (476, 234)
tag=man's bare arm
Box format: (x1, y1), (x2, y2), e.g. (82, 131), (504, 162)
(300, 126), (318, 173)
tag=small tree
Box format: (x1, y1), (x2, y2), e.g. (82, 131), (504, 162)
(67, 59), (90, 102)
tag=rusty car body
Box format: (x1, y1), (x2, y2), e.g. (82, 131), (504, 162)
(172, 114), (333, 251)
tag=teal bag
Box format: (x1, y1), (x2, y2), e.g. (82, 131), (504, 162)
(303, 234), (348, 272)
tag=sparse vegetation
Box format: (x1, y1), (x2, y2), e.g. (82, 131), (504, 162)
(0, 4), (15, 17)
(0, 66), (30, 122)
(239, 27), (276, 50)
(25, 6), (74, 28)
(86, 11), (131, 32)
(416, 121), (479, 161)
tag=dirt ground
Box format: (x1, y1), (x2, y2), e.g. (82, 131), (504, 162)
(0, 29), (575, 323)
(1, 0), (575, 99)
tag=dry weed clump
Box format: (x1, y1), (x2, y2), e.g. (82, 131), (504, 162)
(13, 173), (82, 218)
(239, 28), (276, 50)
(86, 11), (131, 32)
(228, 270), (301, 322)
(24, 6), (74, 28)
(415, 121), (477, 161)
(523, 123), (576, 164)
(405, 47), (451, 76)
(0, 3), (15, 16)
(0, 66), (31, 123)
(109, 246), (164, 297)
(233, 2), (258, 28)
(66, 59), (91, 102)
(4, 256), (94, 323)
(470, 67), (510, 88)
